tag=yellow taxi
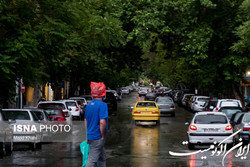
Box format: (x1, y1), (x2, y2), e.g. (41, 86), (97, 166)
(132, 101), (160, 125)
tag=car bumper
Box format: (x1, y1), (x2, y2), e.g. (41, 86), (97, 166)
(159, 108), (175, 114)
(188, 133), (233, 144)
(133, 116), (160, 121)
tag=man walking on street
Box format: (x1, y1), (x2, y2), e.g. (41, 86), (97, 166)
(85, 82), (108, 167)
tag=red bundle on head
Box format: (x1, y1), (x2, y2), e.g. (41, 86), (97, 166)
(90, 82), (106, 98)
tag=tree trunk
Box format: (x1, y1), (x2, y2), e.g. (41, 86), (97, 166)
(233, 82), (245, 106)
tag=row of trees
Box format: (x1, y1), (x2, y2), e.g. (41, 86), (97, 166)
(0, 0), (142, 105)
(0, 0), (250, 105)
(113, 0), (250, 99)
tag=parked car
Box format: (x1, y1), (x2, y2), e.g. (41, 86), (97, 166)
(218, 106), (243, 120)
(37, 101), (72, 125)
(1, 109), (43, 150)
(145, 93), (157, 101)
(213, 99), (243, 112)
(0, 110), (13, 158)
(31, 109), (52, 142)
(155, 96), (175, 117)
(186, 112), (233, 150)
(69, 97), (88, 116)
(80, 95), (93, 104)
(59, 100), (81, 120)
(103, 91), (117, 112)
(181, 94), (194, 107)
(190, 96), (210, 112)
(233, 113), (250, 143)
(132, 101), (160, 125)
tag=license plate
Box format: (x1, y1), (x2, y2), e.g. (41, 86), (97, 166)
(203, 128), (219, 132)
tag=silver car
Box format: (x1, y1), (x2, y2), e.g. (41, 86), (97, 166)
(1, 109), (43, 150)
(155, 97), (175, 117)
(187, 112), (233, 149)
(233, 113), (250, 143)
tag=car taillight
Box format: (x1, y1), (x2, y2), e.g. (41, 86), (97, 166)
(152, 111), (159, 114)
(170, 104), (175, 108)
(190, 125), (197, 130)
(195, 102), (198, 104)
(57, 117), (66, 121)
(225, 125), (232, 130)
(134, 111), (141, 114)
(75, 103), (79, 111)
(216, 107), (219, 111)
(243, 127), (250, 131)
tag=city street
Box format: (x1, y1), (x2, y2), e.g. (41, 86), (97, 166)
(0, 92), (250, 167)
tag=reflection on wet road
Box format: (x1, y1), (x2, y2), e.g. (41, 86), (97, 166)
(1, 92), (250, 167)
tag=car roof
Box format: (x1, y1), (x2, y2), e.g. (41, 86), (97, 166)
(194, 111), (227, 116)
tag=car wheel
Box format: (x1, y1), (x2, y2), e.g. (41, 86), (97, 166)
(188, 143), (195, 150)
(5, 142), (13, 156)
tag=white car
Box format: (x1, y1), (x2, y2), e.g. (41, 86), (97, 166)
(59, 100), (81, 120)
(187, 112), (233, 149)
(190, 96), (210, 112)
(213, 99), (242, 112)
(1, 109), (43, 150)
(121, 87), (130, 95)
(69, 97), (88, 116)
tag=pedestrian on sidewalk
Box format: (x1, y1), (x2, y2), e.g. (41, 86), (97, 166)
(85, 82), (108, 167)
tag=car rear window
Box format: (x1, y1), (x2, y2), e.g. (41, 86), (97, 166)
(156, 98), (172, 103)
(38, 103), (66, 109)
(220, 101), (240, 107)
(194, 115), (228, 124)
(34, 111), (45, 120)
(44, 109), (61, 116)
(136, 102), (156, 108)
(66, 102), (76, 107)
(1, 111), (31, 120)
(198, 98), (208, 102)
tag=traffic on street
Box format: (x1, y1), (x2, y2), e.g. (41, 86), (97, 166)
(1, 86), (250, 167)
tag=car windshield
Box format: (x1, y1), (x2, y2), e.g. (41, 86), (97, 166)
(194, 115), (227, 124)
(44, 109), (61, 116)
(243, 114), (250, 122)
(38, 103), (66, 109)
(219, 109), (242, 119)
(136, 102), (156, 108)
(1, 111), (31, 120)
(156, 98), (172, 103)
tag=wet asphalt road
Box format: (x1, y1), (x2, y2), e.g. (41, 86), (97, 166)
(1, 91), (250, 167)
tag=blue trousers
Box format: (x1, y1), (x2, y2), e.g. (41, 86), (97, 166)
(86, 139), (106, 167)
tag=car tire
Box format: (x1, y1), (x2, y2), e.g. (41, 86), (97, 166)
(5, 142), (13, 156)
(188, 143), (195, 150)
